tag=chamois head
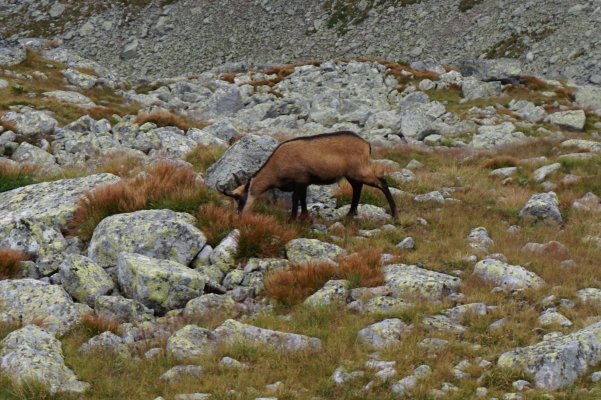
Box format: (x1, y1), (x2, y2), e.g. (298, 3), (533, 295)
(219, 173), (250, 213)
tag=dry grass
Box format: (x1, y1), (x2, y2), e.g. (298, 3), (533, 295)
(0, 249), (28, 280)
(183, 144), (225, 173)
(195, 204), (236, 246)
(133, 111), (208, 131)
(266, 249), (384, 306)
(0, 162), (38, 193)
(480, 155), (519, 169)
(80, 314), (121, 336)
(68, 162), (218, 240)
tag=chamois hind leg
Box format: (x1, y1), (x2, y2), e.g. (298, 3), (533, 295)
(290, 187), (301, 221)
(351, 170), (398, 218)
(346, 177), (363, 217)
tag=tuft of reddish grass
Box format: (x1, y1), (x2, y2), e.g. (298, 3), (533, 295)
(195, 203), (237, 246)
(0, 249), (28, 280)
(236, 213), (298, 260)
(0, 118), (17, 133)
(80, 313), (120, 335)
(265, 250), (384, 306)
(480, 155), (519, 169)
(134, 111), (208, 131)
(68, 162), (218, 240)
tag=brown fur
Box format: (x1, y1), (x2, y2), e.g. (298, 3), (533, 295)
(223, 131), (398, 219)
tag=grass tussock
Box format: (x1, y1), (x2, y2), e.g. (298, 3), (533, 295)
(80, 314), (120, 336)
(195, 204), (298, 260)
(133, 111), (208, 131)
(68, 162), (218, 240)
(480, 155), (519, 169)
(0, 249), (28, 280)
(265, 249), (384, 306)
(183, 144), (225, 173)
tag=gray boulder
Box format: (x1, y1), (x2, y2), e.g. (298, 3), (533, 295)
(59, 254), (114, 306)
(0, 41), (26, 66)
(11, 142), (59, 172)
(204, 134), (279, 190)
(384, 264), (461, 301)
(304, 280), (350, 307)
(183, 294), (237, 317)
(94, 295), (154, 323)
(508, 100), (546, 123)
(0, 111), (57, 137)
(0, 325), (89, 395)
(560, 139), (601, 153)
(544, 110), (586, 131)
(357, 318), (411, 349)
(88, 209), (206, 268)
(470, 122), (527, 149)
(473, 259), (545, 290)
(210, 86), (244, 116)
(62, 68), (97, 89)
(79, 332), (128, 356)
(116, 253), (205, 314)
(285, 238), (346, 264)
(213, 319), (322, 352)
(458, 59), (522, 82)
(209, 229), (239, 273)
(498, 320), (601, 389)
(43, 91), (96, 108)
(575, 85), (601, 114)
(519, 192), (562, 225)
(0, 279), (82, 337)
(462, 77), (502, 100)
(166, 325), (217, 360)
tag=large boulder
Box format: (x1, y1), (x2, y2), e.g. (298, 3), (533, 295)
(0, 111), (57, 137)
(0, 40), (26, 66)
(116, 253), (205, 314)
(575, 85), (601, 114)
(0, 325), (89, 395)
(457, 59), (522, 82)
(470, 122), (527, 149)
(544, 110), (586, 131)
(0, 218), (66, 259)
(473, 259), (545, 290)
(304, 280), (350, 307)
(560, 139), (601, 153)
(519, 192), (562, 225)
(213, 319), (322, 352)
(461, 77), (502, 100)
(94, 295), (154, 323)
(0, 279), (83, 336)
(357, 318), (412, 349)
(204, 134), (279, 191)
(58, 254), (114, 306)
(88, 209), (206, 268)
(11, 142), (60, 173)
(498, 320), (601, 389)
(383, 264), (461, 301)
(166, 325), (217, 360)
(285, 238), (346, 264)
(0, 173), (119, 229)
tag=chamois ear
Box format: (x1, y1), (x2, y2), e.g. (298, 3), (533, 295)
(218, 183), (242, 200)
(233, 173), (243, 186)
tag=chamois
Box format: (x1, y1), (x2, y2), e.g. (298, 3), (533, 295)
(220, 131), (398, 219)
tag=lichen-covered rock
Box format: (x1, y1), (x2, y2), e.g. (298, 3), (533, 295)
(560, 139), (601, 153)
(304, 280), (350, 307)
(413, 191), (445, 204)
(335, 204), (392, 222)
(0, 218), (66, 259)
(0, 325), (89, 395)
(357, 318), (411, 349)
(519, 192), (562, 225)
(0, 279), (82, 336)
(470, 122), (527, 149)
(183, 294), (237, 317)
(209, 230), (239, 272)
(79, 331), (128, 356)
(544, 110), (586, 131)
(59, 254), (114, 306)
(213, 319), (322, 352)
(467, 227), (493, 252)
(458, 58), (522, 82)
(461, 77), (502, 100)
(533, 163), (561, 183)
(473, 259), (544, 290)
(11, 142), (60, 173)
(88, 209), (206, 268)
(0, 173), (119, 229)
(577, 288), (601, 307)
(383, 264), (461, 301)
(364, 296), (412, 314)
(244, 258), (289, 274)
(160, 365), (204, 383)
(575, 85), (601, 113)
(497, 320), (601, 389)
(43, 90), (96, 108)
(166, 325), (217, 360)
(0, 41), (26, 66)
(0, 111), (57, 137)
(62, 68), (98, 89)
(285, 238), (346, 264)
(422, 315), (466, 334)
(94, 295), (154, 323)
(116, 253), (205, 314)
(204, 134), (279, 191)
(538, 309), (573, 327)
(442, 303), (488, 322)
(572, 192), (601, 212)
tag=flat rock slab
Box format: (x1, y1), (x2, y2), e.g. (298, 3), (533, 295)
(498, 320), (601, 389)
(0, 325), (89, 395)
(116, 253), (205, 314)
(88, 209), (206, 268)
(473, 258), (544, 290)
(214, 319), (322, 352)
(383, 264), (461, 301)
(0, 279), (83, 336)
(0, 173), (119, 229)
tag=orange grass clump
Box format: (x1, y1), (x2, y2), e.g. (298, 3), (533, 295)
(80, 314), (120, 335)
(134, 111), (208, 131)
(0, 249), (28, 280)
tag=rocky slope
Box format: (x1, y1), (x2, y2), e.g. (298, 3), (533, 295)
(3, 40), (601, 399)
(1, 0), (601, 84)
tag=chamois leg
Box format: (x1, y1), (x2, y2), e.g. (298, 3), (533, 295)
(298, 185), (310, 220)
(290, 187), (301, 220)
(346, 178), (363, 217)
(353, 173), (398, 218)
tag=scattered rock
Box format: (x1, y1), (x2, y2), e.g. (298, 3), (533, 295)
(519, 192), (562, 225)
(473, 258), (545, 290)
(384, 264), (461, 301)
(357, 318), (411, 349)
(285, 238), (345, 264)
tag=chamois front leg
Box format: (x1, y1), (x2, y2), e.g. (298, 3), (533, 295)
(346, 178), (363, 217)
(290, 187), (301, 221)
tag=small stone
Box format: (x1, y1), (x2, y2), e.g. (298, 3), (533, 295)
(396, 237), (415, 250)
